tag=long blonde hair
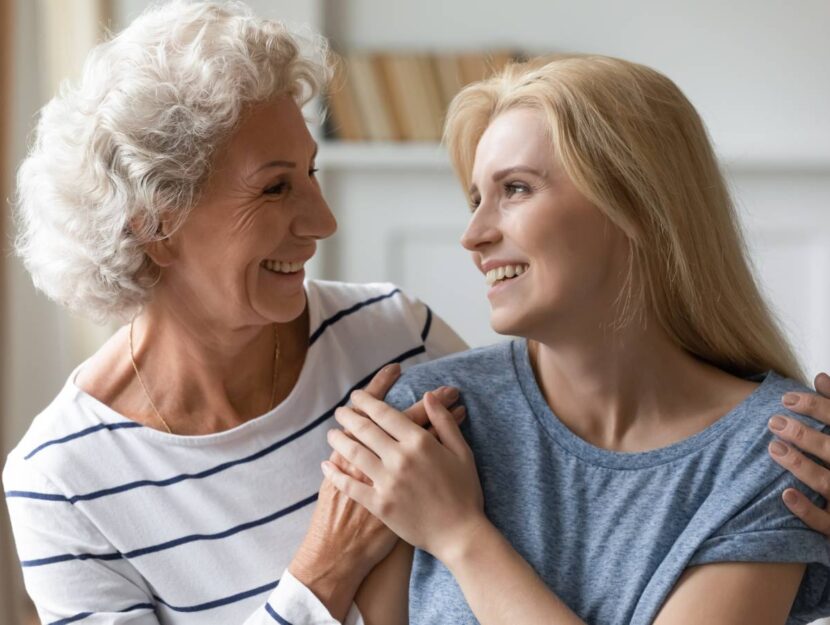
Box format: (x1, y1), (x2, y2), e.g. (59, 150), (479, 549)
(445, 54), (803, 382)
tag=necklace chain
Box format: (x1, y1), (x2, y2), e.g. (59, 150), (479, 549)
(128, 318), (280, 434)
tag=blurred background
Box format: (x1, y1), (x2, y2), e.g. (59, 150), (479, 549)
(1, 0), (829, 623)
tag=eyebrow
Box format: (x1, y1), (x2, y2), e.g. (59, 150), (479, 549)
(253, 143), (319, 174)
(468, 165), (546, 196)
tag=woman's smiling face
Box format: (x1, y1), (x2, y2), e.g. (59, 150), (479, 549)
(156, 96), (337, 329)
(461, 107), (630, 340)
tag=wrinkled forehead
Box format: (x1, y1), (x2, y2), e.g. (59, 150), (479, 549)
(215, 96), (316, 174)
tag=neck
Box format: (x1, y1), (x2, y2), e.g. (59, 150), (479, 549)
(131, 297), (308, 435)
(527, 313), (752, 452)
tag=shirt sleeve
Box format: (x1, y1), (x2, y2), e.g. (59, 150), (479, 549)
(262, 570), (365, 625)
(394, 288), (468, 360)
(4, 458), (364, 625)
(4, 457), (159, 624)
(688, 465), (830, 623)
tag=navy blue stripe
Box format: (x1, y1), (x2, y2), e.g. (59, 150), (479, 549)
(47, 602), (153, 625)
(154, 579), (278, 612)
(48, 612), (92, 625)
(25, 422), (143, 460)
(5, 344), (426, 505)
(21, 492), (320, 568)
(266, 602), (293, 624)
(22, 550), (123, 567)
(309, 288), (401, 346)
(5, 490), (70, 502)
(421, 306), (433, 342)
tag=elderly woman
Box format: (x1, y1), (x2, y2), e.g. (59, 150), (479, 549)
(320, 56), (830, 624)
(2, 2), (468, 624)
(4, 4), (830, 625)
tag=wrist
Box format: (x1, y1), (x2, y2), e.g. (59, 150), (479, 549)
(433, 513), (495, 570)
(288, 549), (365, 622)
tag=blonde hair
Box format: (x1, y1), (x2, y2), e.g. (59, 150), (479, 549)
(445, 54), (803, 382)
(15, 0), (332, 322)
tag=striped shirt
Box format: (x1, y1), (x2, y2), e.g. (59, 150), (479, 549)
(3, 280), (467, 625)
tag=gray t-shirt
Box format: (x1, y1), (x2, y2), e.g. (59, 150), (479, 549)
(385, 340), (830, 625)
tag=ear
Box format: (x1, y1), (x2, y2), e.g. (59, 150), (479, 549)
(144, 237), (175, 268)
(130, 217), (177, 268)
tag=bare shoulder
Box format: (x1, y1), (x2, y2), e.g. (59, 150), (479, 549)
(73, 325), (134, 408)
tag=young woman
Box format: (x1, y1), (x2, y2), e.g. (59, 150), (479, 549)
(323, 56), (830, 624)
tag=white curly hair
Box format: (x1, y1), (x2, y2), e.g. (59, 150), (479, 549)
(14, 0), (332, 322)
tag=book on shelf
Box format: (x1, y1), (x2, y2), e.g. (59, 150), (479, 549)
(325, 58), (364, 141)
(326, 49), (523, 143)
(347, 52), (401, 141)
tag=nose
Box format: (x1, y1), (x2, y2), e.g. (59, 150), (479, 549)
(460, 201), (500, 252)
(294, 179), (337, 240)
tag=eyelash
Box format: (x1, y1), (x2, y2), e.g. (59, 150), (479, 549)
(264, 167), (319, 195)
(469, 181), (530, 211)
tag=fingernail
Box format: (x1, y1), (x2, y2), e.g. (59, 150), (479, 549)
(439, 386), (460, 401)
(382, 363), (401, 377)
(321, 461), (330, 475)
(783, 489), (799, 507)
(783, 393), (798, 407)
(769, 441), (789, 456)
(769, 416), (787, 432)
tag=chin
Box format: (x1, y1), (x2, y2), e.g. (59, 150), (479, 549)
(489, 309), (526, 337)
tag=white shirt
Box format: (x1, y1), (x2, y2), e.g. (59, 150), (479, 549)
(3, 281), (467, 625)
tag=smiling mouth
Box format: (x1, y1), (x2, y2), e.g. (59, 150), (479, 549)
(485, 264), (529, 286)
(261, 259), (305, 274)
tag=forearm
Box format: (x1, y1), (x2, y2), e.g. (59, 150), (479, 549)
(442, 520), (585, 625)
(356, 540), (413, 625)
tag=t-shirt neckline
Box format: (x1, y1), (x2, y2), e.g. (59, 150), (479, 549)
(510, 338), (776, 469)
(65, 281), (324, 446)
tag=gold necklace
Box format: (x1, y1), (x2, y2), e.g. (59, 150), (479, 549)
(128, 318), (280, 434)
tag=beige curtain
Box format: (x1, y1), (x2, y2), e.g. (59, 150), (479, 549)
(1, 1), (22, 624)
(1, 3), (110, 623)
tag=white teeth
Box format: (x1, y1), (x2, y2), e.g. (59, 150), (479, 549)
(262, 259), (305, 273)
(484, 264), (529, 286)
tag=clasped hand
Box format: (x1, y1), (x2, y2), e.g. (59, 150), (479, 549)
(324, 390), (487, 561)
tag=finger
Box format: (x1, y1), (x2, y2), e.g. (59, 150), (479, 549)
(781, 488), (830, 535)
(781, 391), (830, 426)
(327, 428), (384, 480)
(816, 372), (830, 398)
(351, 390), (422, 441)
(768, 415), (830, 462)
(328, 449), (371, 484)
(335, 406), (398, 457)
(321, 461), (376, 509)
(768, 440), (830, 500)
(426, 405), (466, 438)
(424, 392), (469, 456)
(362, 363), (402, 400)
(403, 386), (460, 427)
